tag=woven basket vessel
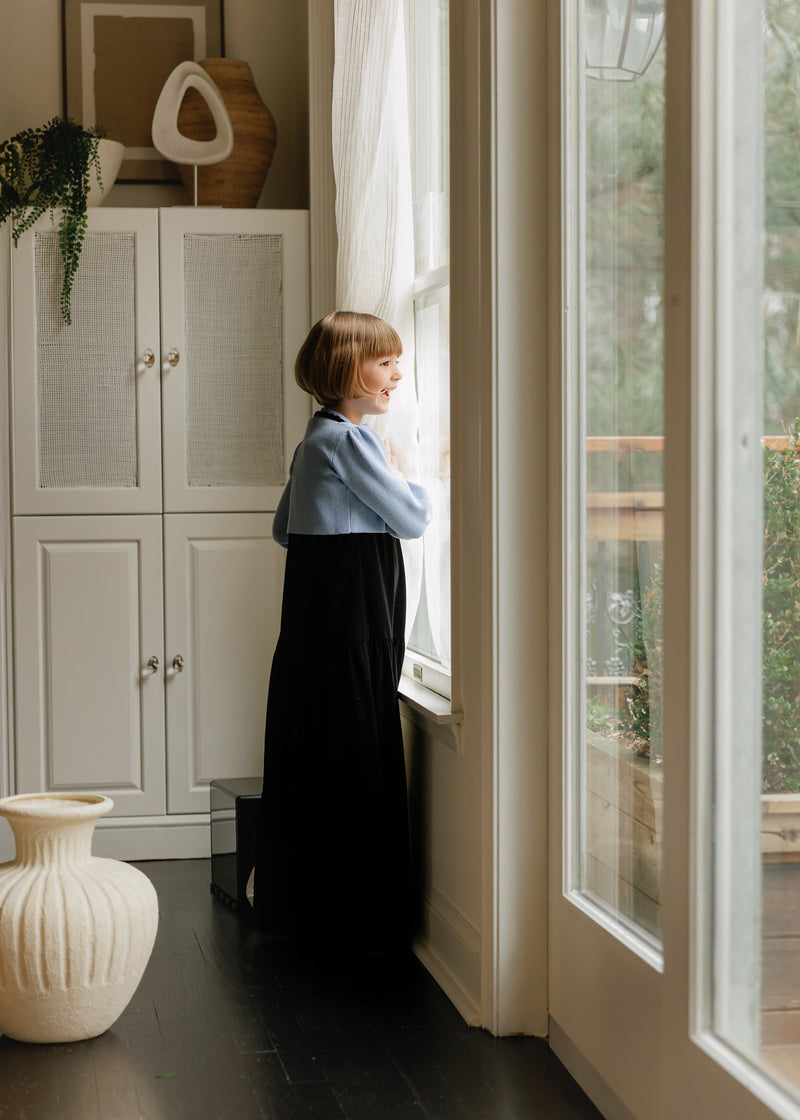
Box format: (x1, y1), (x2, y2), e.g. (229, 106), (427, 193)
(177, 58), (277, 207)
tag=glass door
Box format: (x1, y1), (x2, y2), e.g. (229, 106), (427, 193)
(549, 4), (667, 1113)
(673, 2), (800, 1116)
(552, 3), (800, 1118)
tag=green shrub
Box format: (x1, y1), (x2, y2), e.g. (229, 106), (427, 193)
(762, 422), (800, 791)
(616, 424), (800, 791)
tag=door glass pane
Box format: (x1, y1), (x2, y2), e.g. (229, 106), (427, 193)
(405, 0), (451, 696)
(573, 1), (666, 944)
(409, 287), (450, 672)
(761, 1), (800, 1092)
(712, 1), (800, 1101)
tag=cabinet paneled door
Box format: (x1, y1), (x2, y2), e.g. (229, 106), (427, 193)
(9, 208), (309, 857)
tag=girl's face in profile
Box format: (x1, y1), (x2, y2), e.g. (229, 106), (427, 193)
(337, 354), (402, 424)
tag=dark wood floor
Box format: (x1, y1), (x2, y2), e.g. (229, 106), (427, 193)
(0, 859), (603, 1120)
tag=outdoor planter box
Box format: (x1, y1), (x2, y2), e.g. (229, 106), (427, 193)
(761, 795), (800, 1047)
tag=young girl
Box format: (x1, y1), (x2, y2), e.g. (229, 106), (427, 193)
(253, 311), (432, 953)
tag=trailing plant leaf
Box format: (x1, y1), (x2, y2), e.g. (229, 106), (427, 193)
(0, 117), (105, 323)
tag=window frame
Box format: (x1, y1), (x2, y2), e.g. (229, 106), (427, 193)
(401, 0), (453, 705)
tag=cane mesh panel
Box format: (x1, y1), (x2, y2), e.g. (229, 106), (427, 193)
(183, 233), (284, 488)
(35, 231), (138, 489)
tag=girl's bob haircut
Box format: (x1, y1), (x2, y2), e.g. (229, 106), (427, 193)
(295, 311), (403, 408)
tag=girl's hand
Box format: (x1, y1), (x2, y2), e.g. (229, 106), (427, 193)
(383, 437), (401, 473)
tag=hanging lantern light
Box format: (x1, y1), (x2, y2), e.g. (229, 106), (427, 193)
(585, 0), (666, 82)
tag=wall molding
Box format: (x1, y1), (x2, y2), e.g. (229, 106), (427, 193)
(414, 886), (481, 1027)
(93, 814), (211, 861)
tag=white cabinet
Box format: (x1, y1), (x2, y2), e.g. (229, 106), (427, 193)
(11, 210), (163, 515)
(8, 208), (308, 856)
(13, 516), (167, 815)
(163, 514), (286, 814)
(11, 209), (308, 517)
(158, 210), (308, 513)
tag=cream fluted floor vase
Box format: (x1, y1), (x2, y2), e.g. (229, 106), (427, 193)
(0, 793), (158, 1043)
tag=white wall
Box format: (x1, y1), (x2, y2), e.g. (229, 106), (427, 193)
(0, 0), (309, 210)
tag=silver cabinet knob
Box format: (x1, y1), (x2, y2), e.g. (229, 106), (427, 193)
(167, 349), (180, 367)
(142, 349), (155, 368)
(172, 654), (184, 673)
(147, 655), (159, 674)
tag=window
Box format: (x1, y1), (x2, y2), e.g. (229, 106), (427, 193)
(403, 0), (451, 700)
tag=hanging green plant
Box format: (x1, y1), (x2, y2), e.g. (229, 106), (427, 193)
(0, 116), (106, 324)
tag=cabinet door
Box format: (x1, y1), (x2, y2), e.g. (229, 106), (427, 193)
(163, 513), (284, 813)
(11, 210), (162, 515)
(159, 209), (309, 513)
(13, 516), (166, 815)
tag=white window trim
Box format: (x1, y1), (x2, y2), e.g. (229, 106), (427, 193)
(403, 0), (454, 709)
(414, 266), (449, 298)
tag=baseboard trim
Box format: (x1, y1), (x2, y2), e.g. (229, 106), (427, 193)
(549, 1018), (639, 1120)
(92, 815), (210, 860)
(413, 937), (481, 1027)
(413, 887), (481, 1027)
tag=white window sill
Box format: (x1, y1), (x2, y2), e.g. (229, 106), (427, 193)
(398, 676), (463, 754)
(398, 674), (459, 722)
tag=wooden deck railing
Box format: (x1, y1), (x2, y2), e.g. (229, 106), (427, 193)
(586, 435), (794, 543)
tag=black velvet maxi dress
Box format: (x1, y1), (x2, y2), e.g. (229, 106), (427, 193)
(254, 530), (413, 950)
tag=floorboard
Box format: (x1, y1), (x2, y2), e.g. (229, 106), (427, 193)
(0, 859), (603, 1120)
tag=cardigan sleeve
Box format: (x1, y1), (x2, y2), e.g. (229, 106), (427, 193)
(271, 445), (299, 548)
(331, 425), (432, 539)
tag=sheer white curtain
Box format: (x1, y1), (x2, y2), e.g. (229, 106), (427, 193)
(332, 0), (423, 632)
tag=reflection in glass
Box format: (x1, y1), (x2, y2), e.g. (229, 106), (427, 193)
(577, 2), (665, 942)
(584, 0), (666, 82)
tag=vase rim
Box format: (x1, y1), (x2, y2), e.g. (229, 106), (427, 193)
(0, 793), (114, 821)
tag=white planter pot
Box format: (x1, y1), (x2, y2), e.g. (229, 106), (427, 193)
(87, 138), (125, 206)
(0, 793), (158, 1043)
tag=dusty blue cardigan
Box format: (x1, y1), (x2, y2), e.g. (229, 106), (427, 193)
(272, 410), (432, 548)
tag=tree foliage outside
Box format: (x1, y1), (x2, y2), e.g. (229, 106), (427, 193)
(765, 0), (800, 432)
(585, 36), (664, 445)
(584, 0), (800, 439)
(584, 3), (800, 794)
(612, 435), (800, 793)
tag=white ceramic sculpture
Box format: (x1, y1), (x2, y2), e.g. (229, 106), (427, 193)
(0, 793), (158, 1044)
(151, 60), (234, 167)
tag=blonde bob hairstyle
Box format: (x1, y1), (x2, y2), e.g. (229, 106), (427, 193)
(295, 311), (403, 408)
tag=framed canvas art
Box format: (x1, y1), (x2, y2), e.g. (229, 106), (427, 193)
(63, 0), (224, 182)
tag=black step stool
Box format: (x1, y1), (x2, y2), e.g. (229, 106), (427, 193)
(210, 777), (262, 911)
